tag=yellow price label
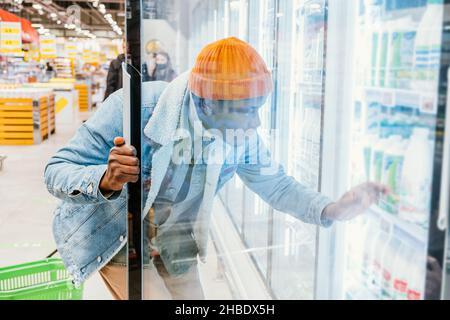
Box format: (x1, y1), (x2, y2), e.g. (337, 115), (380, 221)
(0, 48), (21, 54)
(0, 27), (20, 34)
(41, 40), (55, 45)
(1, 39), (21, 46)
(41, 48), (55, 53)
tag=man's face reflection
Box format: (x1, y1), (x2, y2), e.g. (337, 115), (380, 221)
(193, 94), (267, 136)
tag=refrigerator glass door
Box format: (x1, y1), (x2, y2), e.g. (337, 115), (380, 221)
(269, 0), (327, 299)
(331, 0), (449, 300)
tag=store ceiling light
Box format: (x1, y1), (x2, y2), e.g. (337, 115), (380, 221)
(56, 20), (61, 25)
(32, 4), (42, 10)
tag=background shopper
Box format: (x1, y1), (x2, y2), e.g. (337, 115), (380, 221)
(142, 51), (177, 82)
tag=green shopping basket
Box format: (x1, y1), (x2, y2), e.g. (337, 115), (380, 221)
(0, 258), (83, 300)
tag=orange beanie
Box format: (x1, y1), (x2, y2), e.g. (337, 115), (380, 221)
(188, 37), (273, 101)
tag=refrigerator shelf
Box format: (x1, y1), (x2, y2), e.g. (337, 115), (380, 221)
(368, 205), (427, 244)
(360, 86), (437, 114)
(345, 281), (379, 300)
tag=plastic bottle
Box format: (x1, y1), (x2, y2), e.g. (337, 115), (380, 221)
(371, 136), (388, 183)
(399, 127), (433, 225)
(380, 135), (406, 214)
(365, 0), (384, 24)
(412, 0), (444, 92)
(363, 134), (377, 182)
(362, 217), (380, 287)
(406, 250), (426, 300)
(391, 243), (415, 299)
(379, 26), (390, 88)
(371, 228), (391, 296)
(380, 235), (402, 299)
(387, 17), (417, 89)
(347, 217), (367, 281)
(370, 31), (380, 87)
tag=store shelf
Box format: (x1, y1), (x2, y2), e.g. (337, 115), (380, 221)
(0, 92), (52, 145)
(54, 58), (74, 79)
(75, 83), (91, 112)
(360, 86), (437, 114)
(48, 94), (56, 135)
(368, 205), (427, 244)
(346, 285), (379, 300)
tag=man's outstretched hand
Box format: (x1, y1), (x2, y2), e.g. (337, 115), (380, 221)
(322, 182), (390, 222)
(99, 137), (140, 195)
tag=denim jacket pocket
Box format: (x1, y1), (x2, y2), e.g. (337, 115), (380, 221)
(65, 200), (126, 247)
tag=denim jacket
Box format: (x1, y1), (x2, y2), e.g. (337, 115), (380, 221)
(44, 71), (333, 286)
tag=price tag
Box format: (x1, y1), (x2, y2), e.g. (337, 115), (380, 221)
(0, 22), (22, 56)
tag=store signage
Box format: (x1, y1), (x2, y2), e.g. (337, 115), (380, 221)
(40, 34), (57, 59)
(82, 48), (100, 63)
(82, 48), (90, 62)
(65, 43), (78, 59)
(0, 21), (22, 56)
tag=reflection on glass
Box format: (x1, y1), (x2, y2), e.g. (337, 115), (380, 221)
(136, 0), (331, 301)
(268, 0), (327, 300)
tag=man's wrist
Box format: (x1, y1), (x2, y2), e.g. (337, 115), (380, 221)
(321, 203), (337, 223)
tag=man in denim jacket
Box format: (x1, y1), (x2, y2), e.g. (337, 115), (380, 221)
(45, 38), (387, 299)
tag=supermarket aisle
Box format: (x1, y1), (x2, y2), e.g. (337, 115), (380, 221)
(0, 113), (112, 300)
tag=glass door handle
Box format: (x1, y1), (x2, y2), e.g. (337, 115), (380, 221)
(437, 67), (450, 231)
(122, 60), (143, 300)
(122, 62), (131, 143)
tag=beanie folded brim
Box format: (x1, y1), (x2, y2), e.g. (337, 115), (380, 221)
(188, 71), (273, 101)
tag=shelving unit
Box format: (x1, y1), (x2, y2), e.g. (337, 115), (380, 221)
(75, 83), (91, 112)
(47, 94), (56, 135)
(0, 90), (53, 145)
(368, 205), (427, 244)
(54, 58), (74, 79)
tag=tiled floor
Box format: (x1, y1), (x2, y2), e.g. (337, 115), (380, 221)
(0, 110), (232, 300)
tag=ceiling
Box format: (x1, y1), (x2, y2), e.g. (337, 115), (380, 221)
(0, 0), (125, 39)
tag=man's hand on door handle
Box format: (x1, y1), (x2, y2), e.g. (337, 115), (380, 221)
(100, 136), (140, 196)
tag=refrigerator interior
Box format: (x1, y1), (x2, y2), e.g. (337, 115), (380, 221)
(182, 0), (328, 299)
(328, 0), (449, 300)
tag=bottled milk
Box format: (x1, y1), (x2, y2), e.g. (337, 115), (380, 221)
(399, 127), (433, 225)
(380, 135), (406, 214)
(391, 243), (416, 300)
(412, 0), (444, 92)
(406, 250), (426, 300)
(371, 228), (390, 294)
(380, 234), (403, 299)
(362, 218), (380, 288)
